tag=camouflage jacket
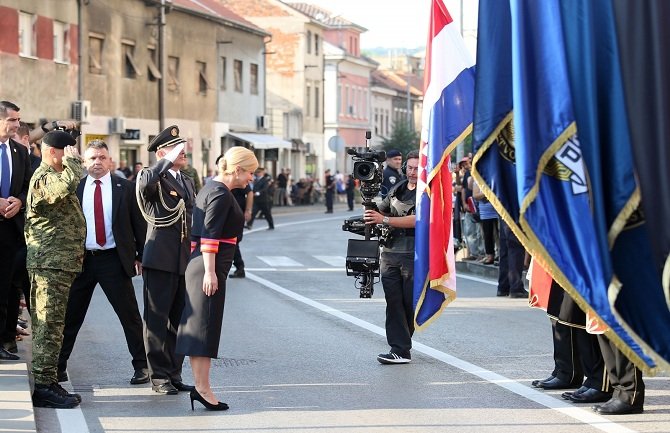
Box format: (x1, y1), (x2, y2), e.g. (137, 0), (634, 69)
(25, 156), (86, 272)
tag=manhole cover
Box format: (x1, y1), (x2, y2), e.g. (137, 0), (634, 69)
(212, 358), (257, 367)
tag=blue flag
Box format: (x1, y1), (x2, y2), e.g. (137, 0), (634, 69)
(471, 0), (522, 239)
(510, 0), (654, 370)
(560, 0), (670, 371)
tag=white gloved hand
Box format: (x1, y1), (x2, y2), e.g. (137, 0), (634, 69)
(164, 142), (185, 163)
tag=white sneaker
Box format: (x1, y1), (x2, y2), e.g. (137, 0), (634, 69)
(377, 352), (411, 364)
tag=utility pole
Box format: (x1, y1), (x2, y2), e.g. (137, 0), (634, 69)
(157, 0), (167, 131)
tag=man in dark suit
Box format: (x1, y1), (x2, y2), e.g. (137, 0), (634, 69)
(0, 101), (30, 361)
(136, 125), (195, 395)
(247, 167), (274, 230)
(57, 140), (149, 384)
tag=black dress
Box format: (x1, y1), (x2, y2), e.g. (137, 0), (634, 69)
(176, 180), (244, 358)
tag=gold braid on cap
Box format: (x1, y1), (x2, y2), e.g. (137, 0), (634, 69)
(135, 179), (187, 240)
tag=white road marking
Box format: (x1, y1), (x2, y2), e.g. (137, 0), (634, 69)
(246, 271), (636, 433)
(314, 255), (346, 267)
(258, 256), (303, 267)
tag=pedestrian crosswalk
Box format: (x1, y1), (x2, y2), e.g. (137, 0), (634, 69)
(245, 255), (348, 271)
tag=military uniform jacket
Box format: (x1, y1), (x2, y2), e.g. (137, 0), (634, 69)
(25, 156), (86, 272)
(381, 166), (404, 199)
(136, 158), (194, 275)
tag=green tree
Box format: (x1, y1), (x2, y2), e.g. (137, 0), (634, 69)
(381, 120), (420, 157)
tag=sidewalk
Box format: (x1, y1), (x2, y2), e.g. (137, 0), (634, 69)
(0, 310), (37, 433)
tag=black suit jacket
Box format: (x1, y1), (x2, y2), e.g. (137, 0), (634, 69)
(3, 139), (31, 231)
(136, 159), (195, 275)
(77, 174), (147, 278)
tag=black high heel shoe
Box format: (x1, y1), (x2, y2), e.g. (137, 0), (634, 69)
(190, 389), (229, 411)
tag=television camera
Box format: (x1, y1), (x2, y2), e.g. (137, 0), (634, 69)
(341, 131), (387, 298)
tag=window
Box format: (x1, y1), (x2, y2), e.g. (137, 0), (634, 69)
(19, 12), (35, 57)
(88, 34), (104, 74)
(122, 41), (142, 79)
(53, 21), (69, 63)
(147, 46), (161, 81)
(314, 84), (320, 118)
(196, 61), (209, 94)
(250, 63), (258, 95)
(306, 30), (312, 54)
(374, 109), (379, 135)
(344, 85), (349, 116)
(315, 34), (319, 56)
(306, 83), (311, 117)
(167, 56), (180, 91)
(234, 59), (243, 92)
(220, 56), (227, 90)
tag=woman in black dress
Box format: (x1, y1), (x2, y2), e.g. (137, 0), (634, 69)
(176, 147), (258, 411)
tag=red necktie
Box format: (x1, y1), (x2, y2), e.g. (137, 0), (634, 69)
(94, 180), (106, 247)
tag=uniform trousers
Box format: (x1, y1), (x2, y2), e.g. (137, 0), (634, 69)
(232, 231), (245, 271)
(249, 201), (274, 229)
(597, 335), (644, 405)
(550, 320), (609, 391)
(325, 189), (334, 212)
(29, 269), (77, 384)
(59, 250), (147, 373)
(142, 268), (185, 385)
(380, 250), (414, 357)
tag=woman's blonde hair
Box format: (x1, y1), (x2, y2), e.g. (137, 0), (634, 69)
(218, 146), (258, 175)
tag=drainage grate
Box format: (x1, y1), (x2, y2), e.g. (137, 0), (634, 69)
(212, 358), (257, 367)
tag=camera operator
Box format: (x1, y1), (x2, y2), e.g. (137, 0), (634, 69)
(364, 150), (418, 364)
(31, 120), (79, 144)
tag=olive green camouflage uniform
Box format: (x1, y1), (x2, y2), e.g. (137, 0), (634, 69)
(181, 165), (201, 193)
(25, 156), (86, 385)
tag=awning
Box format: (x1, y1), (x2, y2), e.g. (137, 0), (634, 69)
(226, 132), (292, 150)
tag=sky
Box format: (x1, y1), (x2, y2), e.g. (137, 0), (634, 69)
(301, 0), (478, 50)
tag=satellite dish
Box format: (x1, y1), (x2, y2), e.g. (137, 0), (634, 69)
(327, 135), (345, 153)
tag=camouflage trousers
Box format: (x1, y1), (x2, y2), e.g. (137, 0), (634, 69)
(29, 269), (77, 385)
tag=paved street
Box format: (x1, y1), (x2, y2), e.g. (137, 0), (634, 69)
(23, 205), (670, 432)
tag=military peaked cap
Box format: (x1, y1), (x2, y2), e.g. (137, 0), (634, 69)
(386, 149), (402, 158)
(148, 125), (186, 152)
(42, 130), (76, 149)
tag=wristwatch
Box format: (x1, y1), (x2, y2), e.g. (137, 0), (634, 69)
(382, 216), (390, 225)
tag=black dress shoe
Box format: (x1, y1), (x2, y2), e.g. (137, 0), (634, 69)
(3, 340), (18, 353)
(569, 388), (612, 403)
(593, 397), (643, 415)
(531, 375), (555, 388)
(152, 382), (178, 395)
(130, 370), (150, 385)
(229, 269), (246, 278)
(0, 347), (19, 360)
(536, 376), (581, 390)
(496, 291), (509, 297)
(172, 381), (195, 392)
(562, 386), (588, 400)
(509, 290), (529, 299)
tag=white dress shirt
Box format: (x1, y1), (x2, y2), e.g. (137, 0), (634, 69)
(82, 172), (116, 250)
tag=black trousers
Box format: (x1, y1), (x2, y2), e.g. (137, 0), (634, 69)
(597, 335), (644, 405)
(325, 190), (334, 212)
(58, 250), (147, 373)
(11, 245), (30, 313)
(380, 251), (414, 357)
(142, 268), (185, 385)
(497, 219), (525, 295)
(551, 320), (609, 391)
(250, 201), (274, 229)
(233, 232), (244, 271)
(346, 190), (354, 210)
(0, 221), (21, 345)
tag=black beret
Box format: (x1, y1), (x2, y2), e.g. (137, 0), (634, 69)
(42, 130), (76, 149)
(386, 149), (402, 158)
(147, 125), (186, 152)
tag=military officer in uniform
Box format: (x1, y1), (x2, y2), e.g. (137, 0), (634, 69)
(136, 126), (195, 395)
(26, 131), (85, 408)
(381, 149), (404, 199)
